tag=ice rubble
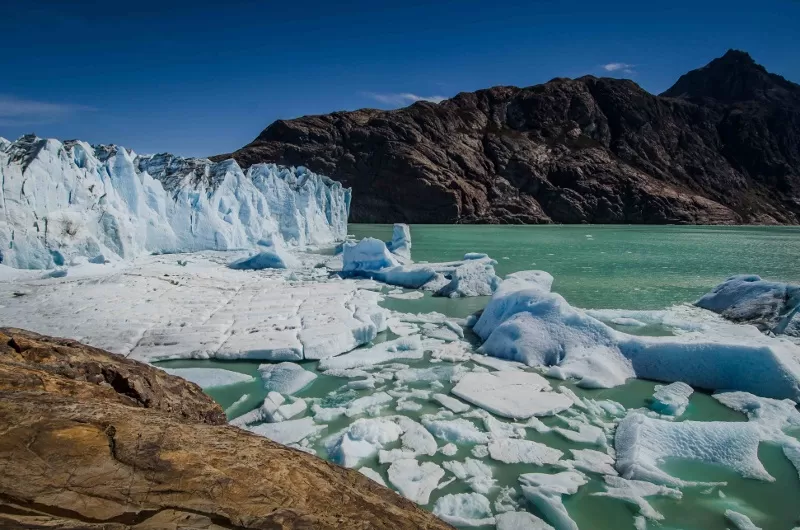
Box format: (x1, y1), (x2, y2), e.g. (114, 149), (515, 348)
(614, 412), (772, 486)
(0, 136), (350, 269)
(161, 367), (254, 389)
(696, 275), (800, 337)
(228, 237), (299, 269)
(471, 270), (800, 399)
(340, 233), (502, 297)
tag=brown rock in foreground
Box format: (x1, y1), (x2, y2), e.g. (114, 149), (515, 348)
(214, 50), (800, 225)
(0, 328), (453, 530)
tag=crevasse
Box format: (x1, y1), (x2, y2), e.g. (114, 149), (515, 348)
(0, 135), (351, 269)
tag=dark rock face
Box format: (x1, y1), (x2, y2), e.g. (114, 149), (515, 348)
(0, 328), (454, 530)
(214, 50), (800, 224)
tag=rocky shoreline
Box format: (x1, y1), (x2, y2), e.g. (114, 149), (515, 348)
(0, 328), (453, 530)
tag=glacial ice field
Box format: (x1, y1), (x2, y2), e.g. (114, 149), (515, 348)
(2, 223), (800, 530)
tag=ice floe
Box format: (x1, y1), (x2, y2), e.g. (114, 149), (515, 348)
(162, 367), (254, 389)
(488, 438), (563, 465)
(592, 476), (681, 521)
(317, 335), (427, 370)
(245, 416), (324, 445)
(387, 458), (445, 504)
(495, 511), (555, 530)
(441, 458), (496, 493)
(518, 471), (588, 530)
(725, 509), (762, 530)
(615, 412), (772, 486)
(650, 382), (693, 416)
(451, 371), (573, 419)
(258, 362), (317, 394)
(432, 493), (496, 527)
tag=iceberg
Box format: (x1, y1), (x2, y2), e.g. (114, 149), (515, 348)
(649, 382), (693, 416)
(0, 136), (350, 269)
(386, 223), (412, 260)
(696, 275), (800, 336)
(471, 270), (800, 399)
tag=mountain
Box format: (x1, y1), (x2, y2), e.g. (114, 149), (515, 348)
(214, 50), (800, 225)
(0, 136), (350, 269)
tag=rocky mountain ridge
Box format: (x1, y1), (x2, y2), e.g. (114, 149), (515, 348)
(214, 50), (800, 224)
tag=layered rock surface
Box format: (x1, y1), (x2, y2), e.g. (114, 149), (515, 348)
(0, 328), (453, 530)
(216, 50), (800, 225)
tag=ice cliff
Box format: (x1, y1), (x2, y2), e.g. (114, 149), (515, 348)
(0, 135), (351, 269)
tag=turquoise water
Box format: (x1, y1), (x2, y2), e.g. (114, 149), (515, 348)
(159, 225), (800, 530)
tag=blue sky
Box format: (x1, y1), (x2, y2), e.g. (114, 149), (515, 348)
(1, 0), (798, 157)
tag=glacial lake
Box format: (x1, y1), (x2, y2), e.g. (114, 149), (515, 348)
(159, 224), (800, 530)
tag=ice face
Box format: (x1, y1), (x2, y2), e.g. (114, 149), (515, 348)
(0, 136), (350, 269)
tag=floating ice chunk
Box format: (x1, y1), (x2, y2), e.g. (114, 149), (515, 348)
(433, 393), (471, 413)
(224, 393), (250, 416)
(326, 417), (404, 468)
(451, 371), (572, 419)
(162, 367), (254, 389)
(345, 391), (393, 417)
(432, 493), (495, 527)
(228, 237), (299, 270)
(318, 335), (425, 371)
(498, 511), (555, 530)
(387, 318), (419, 336)
(592, 476), (681, 521)
(696, 274), (800, 335)
(386, 223), (412, 260)
(424, 326), (462, 342)
(387, 459), (445, 505)
(442, 458), (496, 494)
(518, 472), (587, 530)
(488, 439), (563, 465)
(422, 417), (491, 444)
(441, 443), (458, 456)
(358, 467), (387, 487)
(435, 259), (502, 298)
(431, 340), (473, 362)
(725, 509), (762, 530)
(464, 252), (488, 260)
(650, 382), (693, 416)
(610, 317), (647, 327)
(246, 417), (324, 445)
(615, 413), (773, 486)
(341, 237), (399, 272)
(371, 265), (438, 289)
(494, 486), (521, 514)
(561, 449), (617, 476)
(713, 391), (800, 441)
(633, 516), (646, 530)
(553, 422), (607, 448)
(504, 270), (554, 292)
(496, 511), (555, 530)
(395, 399), (422, 411)
(258, 362), (317, 394)
(387, 290), (424, 300)
(394, 364), (469, 384)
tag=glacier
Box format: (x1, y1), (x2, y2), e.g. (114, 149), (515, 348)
(0, 135), (350, 269)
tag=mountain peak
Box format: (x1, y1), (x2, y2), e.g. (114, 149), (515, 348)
(661, 50), (798, 105)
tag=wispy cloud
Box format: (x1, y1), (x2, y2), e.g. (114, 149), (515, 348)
(601, 63), (636, 75)
(0, 95), (96, 126)
(360, 92), (447, 107)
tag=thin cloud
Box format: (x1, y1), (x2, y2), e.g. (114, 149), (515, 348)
(0, 94), (96, 126)
(361, 91), (447, 107)
(601, 63), (636, 75)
